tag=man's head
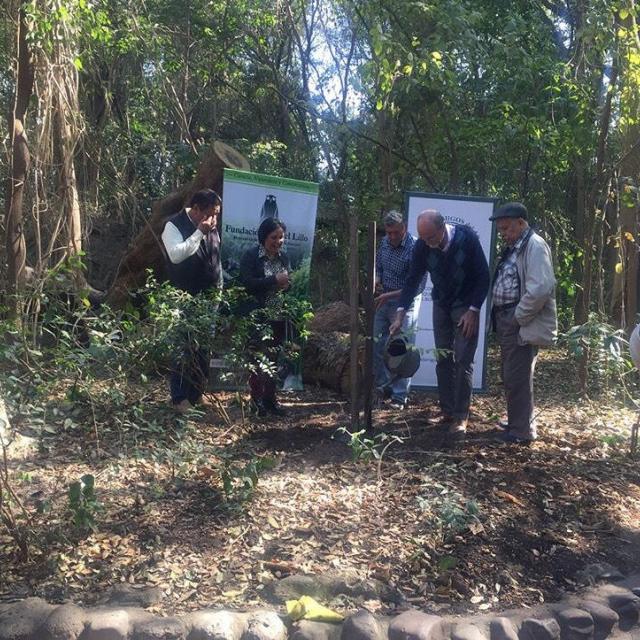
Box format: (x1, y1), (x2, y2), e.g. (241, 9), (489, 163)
(417, 209), (446, 248)
(383, 210), (406, 248)
(189, 189), (222, 224)
(490, 202), (529, 246)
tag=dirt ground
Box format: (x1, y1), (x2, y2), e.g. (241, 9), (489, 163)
(1, 348), (640, 617)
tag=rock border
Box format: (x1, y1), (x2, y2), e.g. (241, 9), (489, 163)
(1, 577), (639, 640)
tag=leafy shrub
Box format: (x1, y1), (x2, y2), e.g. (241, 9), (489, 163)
(416, 471), (482, 542)
(67, 474), (100, 532)
(334, 427), (404, 463)
(562, 312), (634, 396)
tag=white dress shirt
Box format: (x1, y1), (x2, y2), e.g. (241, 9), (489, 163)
(161, 209), (206, 264)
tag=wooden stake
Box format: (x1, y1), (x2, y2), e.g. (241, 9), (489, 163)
(363, 221), (376, 432)
(349, 213), (360, 430)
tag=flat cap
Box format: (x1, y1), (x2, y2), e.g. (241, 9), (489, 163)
(489, 202), (528, 221)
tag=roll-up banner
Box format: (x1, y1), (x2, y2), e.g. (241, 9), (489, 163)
(221, 169), (319, 281)
(404, 193), (496, 390)
(216, 169), (319, 390)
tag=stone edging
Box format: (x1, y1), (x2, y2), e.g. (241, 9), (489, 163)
(1, 577), (639, 640)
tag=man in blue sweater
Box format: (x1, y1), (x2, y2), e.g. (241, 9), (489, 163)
(390, 209), (490, 436)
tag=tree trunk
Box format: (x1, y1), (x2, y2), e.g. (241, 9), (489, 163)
(573, 162), (590, 325)
(107, 141), (249, 306)
(53, 88), (83, 269)
(617, 5), (640, 330)
(4, 7), (34, 322)
(349, 213), (360, 428)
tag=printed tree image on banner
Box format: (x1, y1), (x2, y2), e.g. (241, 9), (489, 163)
(221, 169), (319, 292)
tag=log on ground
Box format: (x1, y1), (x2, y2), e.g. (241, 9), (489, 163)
(302, 331), (364, 395)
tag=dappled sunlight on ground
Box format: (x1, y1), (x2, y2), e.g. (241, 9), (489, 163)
(1, 347), (639, 617)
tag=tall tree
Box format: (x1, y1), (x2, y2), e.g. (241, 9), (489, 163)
(4, 2), (34, 321)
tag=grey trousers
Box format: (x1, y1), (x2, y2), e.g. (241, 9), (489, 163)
(432, 303), (479, 420)
(495, 307), (538, 440)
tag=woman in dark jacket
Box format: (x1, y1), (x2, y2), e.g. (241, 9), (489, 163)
(239, 217), (290, 417)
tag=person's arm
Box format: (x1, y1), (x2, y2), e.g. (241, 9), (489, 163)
(389, 241), (428, 334)
(397, 240), (429, 310)
(515, 237), (556, 326)
(280, 253), (292, 292)
(456, 233), (490, 339)
(467, 233), (490, 310)
(161, 221), (204, 264)
(374, 288), (401, 310)
(239, 247), (278, 296)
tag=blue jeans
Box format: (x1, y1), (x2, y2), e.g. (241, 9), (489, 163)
(373, 299), (416, 403)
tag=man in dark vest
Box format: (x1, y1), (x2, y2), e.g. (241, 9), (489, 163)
(390, 209), (490, 437)
(161, 189), (223, 411)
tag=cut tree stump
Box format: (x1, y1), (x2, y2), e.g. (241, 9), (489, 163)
(107, 141), (249, 306)
(308, 301), (359, 333)
(302, 331), (364, 395)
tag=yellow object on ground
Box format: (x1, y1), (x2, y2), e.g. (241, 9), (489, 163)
(286, 595), (344, 622)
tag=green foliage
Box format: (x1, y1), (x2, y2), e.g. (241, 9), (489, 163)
(4, 0), (639, 330)
(417, 479), (482, 540)
(599, 433), (627, 448)
(0, 262), (313, 558)
(563, 313), (633, 394)
(334, 427), (404, 463)
(67, 474), (100, 532)
(220, 455), (277, 505)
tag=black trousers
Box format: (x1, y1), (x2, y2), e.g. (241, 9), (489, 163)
(170, 344), (208, 405)
(432, 303), (479, 420)
(248, 319), (288, 403)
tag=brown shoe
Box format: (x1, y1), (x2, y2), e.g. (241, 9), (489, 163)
(448, 419), (468, 434)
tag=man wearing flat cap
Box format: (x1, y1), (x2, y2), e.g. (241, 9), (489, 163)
(490, 202), (557, 444)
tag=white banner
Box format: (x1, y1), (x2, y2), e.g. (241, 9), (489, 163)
(405, 193), (496, 390)
(221, 169), (319, 283)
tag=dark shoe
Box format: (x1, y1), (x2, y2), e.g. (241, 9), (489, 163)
(389, 398), (407, 410)
(250, 399), (267, 418)
(264, 399), (287, 417)
(494, 432), (533, 446)
(375, 386), (393, 407)
(497, 419), (510, 431)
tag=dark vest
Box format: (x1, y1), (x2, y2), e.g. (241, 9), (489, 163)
(165, 209), (221, 295)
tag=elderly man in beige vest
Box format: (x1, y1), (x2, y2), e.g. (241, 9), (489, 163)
(490, 202), (557, 444)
